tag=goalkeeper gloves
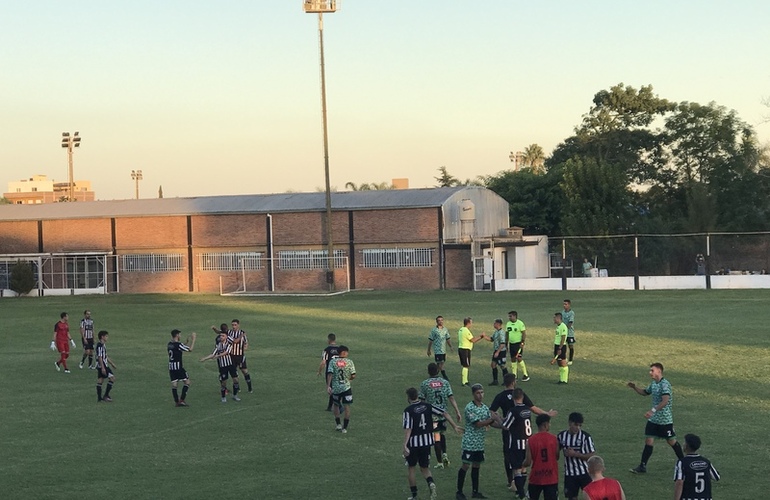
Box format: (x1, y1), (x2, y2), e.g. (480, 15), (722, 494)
(50, 341), (56, 351)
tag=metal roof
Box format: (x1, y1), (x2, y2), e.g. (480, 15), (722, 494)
(0, 187), (484, 221)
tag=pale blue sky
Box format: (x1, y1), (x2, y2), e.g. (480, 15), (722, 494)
(2, 1), (768, 200)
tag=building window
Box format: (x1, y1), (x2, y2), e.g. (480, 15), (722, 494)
(199, 252), (263, 271)
(360, 248), (434, 268)
(121, 254), (183, 272)
(278, 249), (345, 270)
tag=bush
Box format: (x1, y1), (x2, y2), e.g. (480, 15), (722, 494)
(9, 260), (36, 296)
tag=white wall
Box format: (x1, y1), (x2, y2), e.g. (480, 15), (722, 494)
(493, 274), (770, 291)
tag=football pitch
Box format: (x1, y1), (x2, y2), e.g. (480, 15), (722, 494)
(1, 290), (765, 499)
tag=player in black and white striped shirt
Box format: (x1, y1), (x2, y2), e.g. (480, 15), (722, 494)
(79, 310), (96, 369)
(167, 329), (196, 407)
(227, 319), (252, 393)
(557, 412), (596, 500)
(200, 331), (241, 402)
(95, 331), (116, 402)
(402, 387), (462, 500)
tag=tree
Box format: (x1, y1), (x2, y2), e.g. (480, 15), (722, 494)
(551, 83), (675, 185)
(485, 168), (563, 234)
(560, 156), (632, 236)
(158, 186), (164, 198)
(9, 260), (36, 297)
(434, 166), (459, 187)
(0, 197), (11, 205)
(521, 144), (546, 173)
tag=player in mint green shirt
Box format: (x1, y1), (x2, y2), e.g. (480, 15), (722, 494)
(627, 362), (684, 474)
(562, 299), (576, 365)
(419, 362), (462, 469)
(427, 315), (453, 380)
(457, 384), (502, 499)
(326, 345), (356, 433)
(551, 313), (569, 384)
(488, 319), (509, 386)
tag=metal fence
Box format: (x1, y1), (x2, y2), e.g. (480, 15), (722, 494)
(549, 231), (770, 278)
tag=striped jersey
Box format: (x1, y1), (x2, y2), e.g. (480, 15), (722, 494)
(81, 318), (94, 340)
(96, 341), (108, 367)
(167, 341), (191, 371)
(502, 403), (532, 450)
(322, 344), (341, 371)
(557, 429), (595, 476)
(674, 454), (720, 500)
(227, 329), (247, 356)
(403, 401), (445, 448)
(211, 341), (233, 368)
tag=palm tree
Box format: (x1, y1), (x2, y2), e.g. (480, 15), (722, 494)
(521, 144), (546, 174)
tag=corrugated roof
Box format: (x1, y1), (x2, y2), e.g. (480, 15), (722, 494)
(0, 187), (478, 221)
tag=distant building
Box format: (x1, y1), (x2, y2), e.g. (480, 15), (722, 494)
(4, 175), (95, 204)
(0, 187), (546, 295)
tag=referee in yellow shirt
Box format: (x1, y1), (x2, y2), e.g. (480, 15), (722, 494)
(457, 317), (488, 386)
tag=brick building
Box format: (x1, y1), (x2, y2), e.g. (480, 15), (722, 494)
(0, 187), (517, 295)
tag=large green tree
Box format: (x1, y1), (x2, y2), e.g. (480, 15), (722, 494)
(485, 168), (563, 235)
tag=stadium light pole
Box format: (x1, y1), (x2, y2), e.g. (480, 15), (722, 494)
(304, 0), (338, 290)
(61, 131), (81, 201)
(131, 169), (143, 199)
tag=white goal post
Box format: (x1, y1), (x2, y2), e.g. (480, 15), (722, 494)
(220, 255), (350, 296)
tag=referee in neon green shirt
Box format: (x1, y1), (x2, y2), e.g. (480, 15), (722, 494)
(458, 317), (487, 386)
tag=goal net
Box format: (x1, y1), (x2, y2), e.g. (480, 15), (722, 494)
(220, 255), (350, 296)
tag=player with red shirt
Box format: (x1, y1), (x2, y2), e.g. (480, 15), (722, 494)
(524, 414), (561, 500)
(50, 312), (76, 373)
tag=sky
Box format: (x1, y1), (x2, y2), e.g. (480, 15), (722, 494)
(2, 1), (769, 201)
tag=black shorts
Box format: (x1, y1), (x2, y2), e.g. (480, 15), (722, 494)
(508, 446), (527, 470)
(169, 369), (189, 382)
(492, 351), (507, 366)
(405, 446), (431, 468)
(82, 339), (94, 350)
(458, 348), (471, 367)
(219, 364), (238, 381)
(528, 483), (558, 500)
(97, 367), (114, 380)
(510, 342), (524, 358)
(567, 337), (576, 345)
(553, 345), (567, 360)
(644, 421), (676, 440)
(332, 389), (353, 406)
(461, 450), (485, 464)
(434, 353), (446, 363)
(231, 355), (245, 368)
(432, 418), (447, 433)
(564, 474), (591, 497)
(239, 356), (247, 370)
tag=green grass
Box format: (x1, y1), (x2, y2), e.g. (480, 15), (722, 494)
(1, 290), (765, 499)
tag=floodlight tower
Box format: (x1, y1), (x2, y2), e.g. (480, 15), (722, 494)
(131, 169), (143, 199)
(303, 0), (339, 289)
(61, 131), (81, 201)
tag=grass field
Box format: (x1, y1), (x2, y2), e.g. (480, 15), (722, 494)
(1, 290), (766, 499)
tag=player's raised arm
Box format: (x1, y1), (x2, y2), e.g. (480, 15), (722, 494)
(627, 381), (647, 395)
